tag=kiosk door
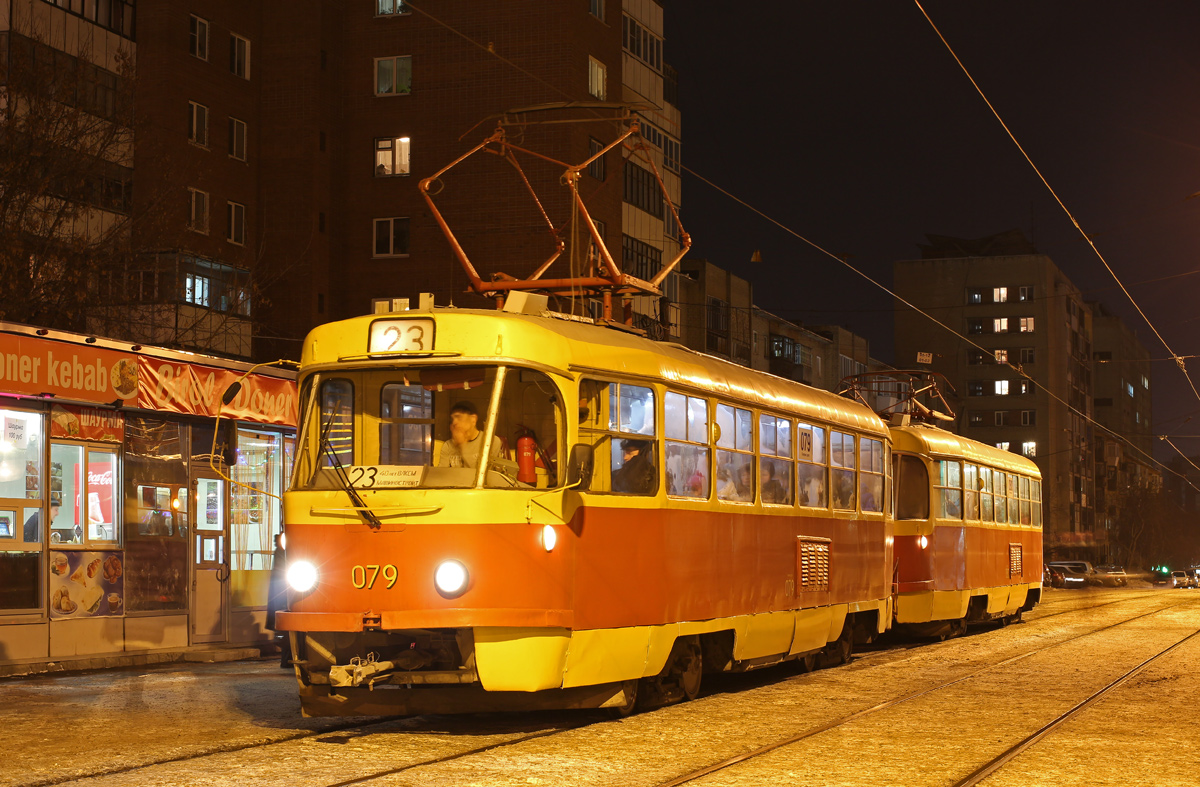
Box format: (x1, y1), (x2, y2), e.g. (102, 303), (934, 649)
(191, 475), (229, 643)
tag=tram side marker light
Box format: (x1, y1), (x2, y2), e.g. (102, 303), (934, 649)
(919, 535), (929, 549)
(542, 524), (557, 552)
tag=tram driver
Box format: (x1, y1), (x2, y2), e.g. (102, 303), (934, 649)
(438, 400), (502, 469)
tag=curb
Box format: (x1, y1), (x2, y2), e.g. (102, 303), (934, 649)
(0, 646), (265, 679)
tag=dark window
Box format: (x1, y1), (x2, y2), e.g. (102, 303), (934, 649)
(623, 160), (663, 218)
(968, 319), (984, 335)
(587, 137), (606, 181)
(968, 381), (985, 397)
(622, 234), (661, 282)
(966, 288), (984, 305)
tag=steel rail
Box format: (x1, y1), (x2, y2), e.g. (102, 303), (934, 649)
(655, 596), (1200, 787)
(949, 625), (1200, 787)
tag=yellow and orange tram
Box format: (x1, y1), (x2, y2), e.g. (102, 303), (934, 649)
(277, 305), (897, 716)
(890, 423), (1043, 638)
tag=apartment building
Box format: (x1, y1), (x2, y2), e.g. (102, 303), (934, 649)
(894, 230), (1098, 558)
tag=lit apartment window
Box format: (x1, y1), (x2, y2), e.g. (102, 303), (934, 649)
(969, 412), (984, 426)
(376, 56), (412, 95)
(1142, 374), (1150, 389)
(993, 287), (1008, 303)
(229, 118), (247, 161)
(994, 349), (1008, 364)
(994, 411), (1006, 426)
(1019, 380), (1032, 395)
(994, 380), (1010, 395)
(230, 34), (251, 79)
(966, 288), (984, 305)
(1021, 410), (1036, 426)
(995, 441), (1011, 451)
(587, 137), (606, 180)
(1020, 347), (1035, 364)
(186, 273), (211, 307)
(1019, 317), (1035, 332)
(1018, 286), (1033, 301)
(188, 101), (208, 146)
(588, 56), (606, 100)
(227, 201), (246, 245)
(993, 317), (1008, 333)
(188, 189), (209, 234)
(1126, 381), (1135, 398)
(377, 0), (409, 15)
(1021, 441), (1037, 457)
(589, 0), (605, 21)
(189, 16), (208, 60)
(375, 137), (411, 176)
(374, 217), (410, 257)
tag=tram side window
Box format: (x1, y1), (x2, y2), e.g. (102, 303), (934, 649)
(582, 380), (658, 495)
(379, 383), (433, 465)
(859, 438), (884, 512)
(716, 403), (754, 502)
(1031, 479), (1042, 527)
(830, 431), (856, 510)
(994, 471), (1008, 523)
(796, 423), (827, 508)
(664, 391), (709, 498)
(1019, 475), (1031, 525)
(759, 414), (793, 505)
(1007, 473), (1019, 524)
(963, 464), (980, 520)
(936, 460), (962, 519)
(979, 466), (994, 522)
(894, 454), (929, 520)
(319, 379), (355, 467)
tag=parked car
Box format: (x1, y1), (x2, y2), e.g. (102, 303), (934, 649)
(1043, 564), (1065, 588)
(1187, 568), (1200, 588)
(1094, 565), (1128, 587)
(1170, 570), (1192, 589)
(1047, 561), (1097, 588)
(1152, 568), (1171, 585)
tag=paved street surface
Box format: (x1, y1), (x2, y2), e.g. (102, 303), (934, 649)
(3, 587), (1197, 787)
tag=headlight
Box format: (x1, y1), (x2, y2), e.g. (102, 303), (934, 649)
(918, 535), (929, 549)
(435, 560), (469, 598)
(287, 560), (318, 592)
(542, 524), (557, 552)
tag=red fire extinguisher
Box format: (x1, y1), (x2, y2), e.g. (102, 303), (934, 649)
(516, 430), (538, 485)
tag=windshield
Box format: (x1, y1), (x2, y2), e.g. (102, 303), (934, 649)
(294, 365), (564, 491)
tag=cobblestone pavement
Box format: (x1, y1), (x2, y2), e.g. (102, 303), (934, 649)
(3, 587), (1197, 787)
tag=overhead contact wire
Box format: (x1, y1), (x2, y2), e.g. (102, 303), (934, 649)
(913, 0), (1200, 405)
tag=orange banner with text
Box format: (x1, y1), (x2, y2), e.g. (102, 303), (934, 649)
(137, 358), (296, 427)
(0, 334), (138, 405)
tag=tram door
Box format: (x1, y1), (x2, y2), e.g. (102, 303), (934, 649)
(191, 474), (229, 643)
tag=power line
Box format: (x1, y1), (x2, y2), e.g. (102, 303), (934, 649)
(913, 0), (1200, 408)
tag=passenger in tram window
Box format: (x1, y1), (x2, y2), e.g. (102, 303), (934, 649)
(612, 438), (657, 494)
(833, 470), (856, 510)
(716, 464), (736, 499)
(438, 401), (502, 469)
(684, 449), (708, 497)
(734, 462), (754, 502)
(761, 461), (786, 504)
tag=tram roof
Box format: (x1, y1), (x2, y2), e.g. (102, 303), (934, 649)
(302, 309), (888, 437)
(890, 423), (1041, 478)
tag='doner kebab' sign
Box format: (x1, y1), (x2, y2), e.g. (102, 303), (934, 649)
(0, 333), (296, 427)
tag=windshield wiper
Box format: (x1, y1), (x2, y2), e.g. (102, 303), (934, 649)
(317, 410), (383, 529)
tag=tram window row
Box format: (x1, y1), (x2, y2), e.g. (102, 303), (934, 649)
(580, 378), (887, 514)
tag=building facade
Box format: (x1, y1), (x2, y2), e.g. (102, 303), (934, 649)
(894, 231), (1097, 558)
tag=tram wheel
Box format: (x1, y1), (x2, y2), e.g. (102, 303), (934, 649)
(675, 637), (703, 701)
(608, 679), (639, 718)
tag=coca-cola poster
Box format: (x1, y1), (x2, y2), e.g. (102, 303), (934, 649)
(74, 461), (115, 536)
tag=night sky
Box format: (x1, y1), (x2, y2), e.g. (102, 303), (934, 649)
(663, 1), (1200, 451)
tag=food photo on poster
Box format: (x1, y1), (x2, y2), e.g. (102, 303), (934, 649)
(48, 550), (124, 618)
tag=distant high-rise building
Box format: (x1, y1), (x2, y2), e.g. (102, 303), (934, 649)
(894, 230), (1097, 559)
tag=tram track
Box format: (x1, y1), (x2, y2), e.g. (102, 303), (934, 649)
(651, 595), (1200, 787)
(17, 591), (1185, 787)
